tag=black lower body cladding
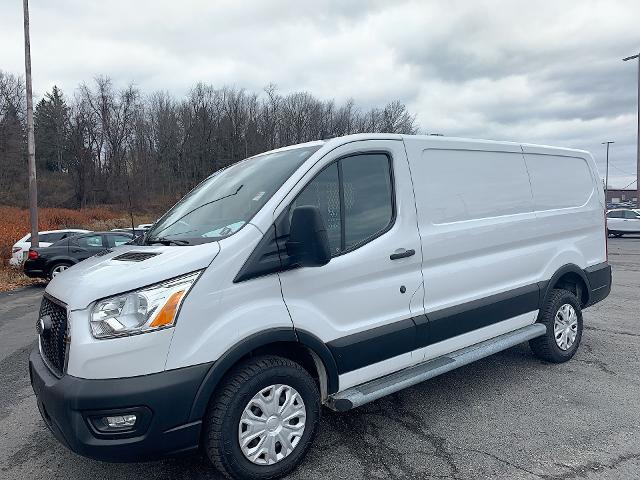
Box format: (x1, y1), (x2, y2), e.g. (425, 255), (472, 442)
(585, 262), (612, 306)
(328, 262), (612, 374)
(29, 348), (213, 462)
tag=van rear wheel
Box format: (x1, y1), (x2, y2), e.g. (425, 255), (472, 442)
(529, 288), (583, 363)
(203, 355), (320, 480)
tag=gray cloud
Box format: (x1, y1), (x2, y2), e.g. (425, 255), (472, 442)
(1, 0), (638, 185)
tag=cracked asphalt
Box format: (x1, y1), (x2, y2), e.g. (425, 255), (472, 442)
(1, 237), (639, 479)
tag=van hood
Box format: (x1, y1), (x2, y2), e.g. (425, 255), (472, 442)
(45, 242), (220, 310)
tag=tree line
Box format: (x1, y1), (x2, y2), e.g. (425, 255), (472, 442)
(0, 70), (418, 210)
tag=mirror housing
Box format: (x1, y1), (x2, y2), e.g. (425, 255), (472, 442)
(286, 206), (331, 267)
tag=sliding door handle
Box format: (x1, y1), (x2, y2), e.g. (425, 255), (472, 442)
(390, 248), (415, 260)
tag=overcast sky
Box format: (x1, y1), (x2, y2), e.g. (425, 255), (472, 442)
(1, 0), (639, 188)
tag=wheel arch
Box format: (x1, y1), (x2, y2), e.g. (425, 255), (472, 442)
(543, 264), (590, 307)
(45, 257), (77, 276)
(188, 328), (338, 422)
(47, 256), (77, 267)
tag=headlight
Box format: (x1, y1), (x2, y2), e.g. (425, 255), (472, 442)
(90, 271), (201, 339)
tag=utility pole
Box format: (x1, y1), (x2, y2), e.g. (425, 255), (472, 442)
(23, 0), (39, 247)
(602, 141), (616, 205)
(602, 141), (614, 203)
(623, 52), (640, 208)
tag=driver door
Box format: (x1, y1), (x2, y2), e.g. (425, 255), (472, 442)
(277, 139), (425, 390)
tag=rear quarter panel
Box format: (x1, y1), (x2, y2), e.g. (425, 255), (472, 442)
(521, 144), (606, 280)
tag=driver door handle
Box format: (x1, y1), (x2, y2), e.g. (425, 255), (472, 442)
(390, 248), (415, 260)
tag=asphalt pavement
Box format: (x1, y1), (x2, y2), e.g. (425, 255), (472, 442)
(1, 237), (639, 479)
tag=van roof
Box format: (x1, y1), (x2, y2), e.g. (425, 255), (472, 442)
(254, 133), (591, 159)
(320, 133), (591, 156)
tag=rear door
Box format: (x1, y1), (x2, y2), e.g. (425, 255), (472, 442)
(70, 233), (108, 261)
(277, 139), (424, 390)
(403, 137), (539, 362)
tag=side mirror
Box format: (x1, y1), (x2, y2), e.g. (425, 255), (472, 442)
(286, 206), (331, 267)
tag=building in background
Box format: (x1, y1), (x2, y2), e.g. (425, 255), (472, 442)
(606, 188), (637, 205)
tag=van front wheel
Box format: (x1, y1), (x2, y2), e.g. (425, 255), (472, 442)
(529, 288), (583, 363)
(203, 355), (320, 480)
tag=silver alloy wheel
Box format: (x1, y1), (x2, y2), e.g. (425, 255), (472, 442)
(238, 384), (306, 465)
(554, 303), (578, 350)
(51, 265), (69, 277)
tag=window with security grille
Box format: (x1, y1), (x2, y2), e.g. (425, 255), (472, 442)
(291, 153), (393, 255)
(291, 162), (341, 254)
(341, 154), (393, 250)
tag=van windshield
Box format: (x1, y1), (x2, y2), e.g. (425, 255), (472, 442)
(145, 145), (321, 245)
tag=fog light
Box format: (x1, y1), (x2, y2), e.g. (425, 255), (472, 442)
(105, 414), (137, 428)
(87, 407), (150, 437)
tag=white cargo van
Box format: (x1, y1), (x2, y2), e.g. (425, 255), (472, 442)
(30, 134), (611, 479)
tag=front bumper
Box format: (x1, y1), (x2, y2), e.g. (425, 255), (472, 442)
(29, 348), (213, 462)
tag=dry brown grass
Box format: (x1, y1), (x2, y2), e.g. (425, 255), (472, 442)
(0, 206), (158, 292)
(0, 266), (46, 292)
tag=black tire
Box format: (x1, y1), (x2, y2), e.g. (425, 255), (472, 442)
(203, 355), (320, 480)
(529, 288), (583, 363)
(47, 262), (72, 280)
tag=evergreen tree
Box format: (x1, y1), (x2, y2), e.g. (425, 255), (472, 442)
(0, 71), (27, 205)
(34, 86), (70, 172)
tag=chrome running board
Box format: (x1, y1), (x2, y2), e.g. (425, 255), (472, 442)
(328, 323), (546, 411)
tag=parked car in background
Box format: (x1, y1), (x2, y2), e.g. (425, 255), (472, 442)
(607, 202), (637, 210)
(9, 229), (90, 266)
(136, 223), (154, 230)
(606, 208), (640, 236)
(24, 231), (134, 279)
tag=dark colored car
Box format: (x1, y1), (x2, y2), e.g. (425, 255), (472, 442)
(24, 231), (134, 279)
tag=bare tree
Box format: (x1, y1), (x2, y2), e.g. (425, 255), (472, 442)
(0, 71), (27, 205)
(3, 72), (419, 209)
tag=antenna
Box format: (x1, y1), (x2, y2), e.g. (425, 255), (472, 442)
(125, 166), (135, 234)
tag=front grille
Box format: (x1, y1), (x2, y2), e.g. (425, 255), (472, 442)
(37, 296), (68, 376)
(112, 251), (159, 262)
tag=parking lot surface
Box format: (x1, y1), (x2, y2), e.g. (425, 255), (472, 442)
(1, 237), (639, 479)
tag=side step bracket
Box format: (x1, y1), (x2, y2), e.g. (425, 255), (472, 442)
(328, 323), (546, 411)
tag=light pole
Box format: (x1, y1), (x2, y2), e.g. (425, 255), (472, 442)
(23, 0), (39, 247)
(623, 52), (640, 207)
(602, 141), (614, 203)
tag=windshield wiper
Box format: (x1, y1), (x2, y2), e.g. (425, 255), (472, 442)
(145, 184), (244, 244)
(145, 237), (191, 246)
